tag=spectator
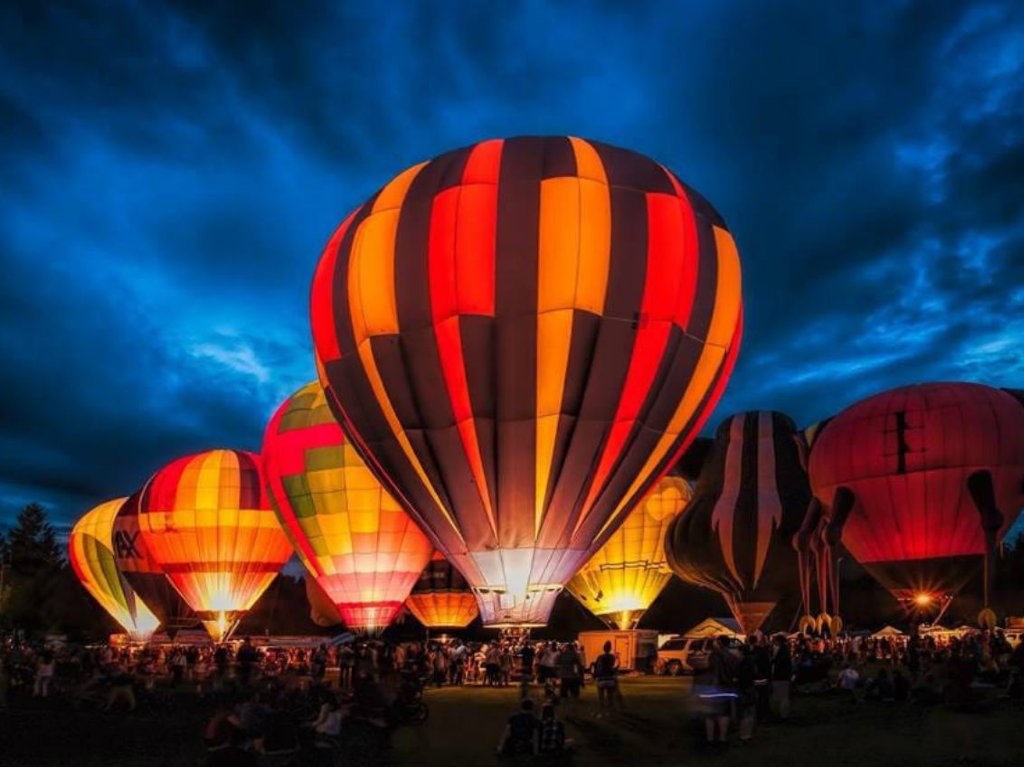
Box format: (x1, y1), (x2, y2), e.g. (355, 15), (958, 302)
(538, 702), (574, 755)
(592, 641), (620, 717)
(33, 650), (55, 698)
(837, 662), (860, 702)
(771, 635), (793, 720)
(498, 698), (538, 756)
(556, 643), (582, 700)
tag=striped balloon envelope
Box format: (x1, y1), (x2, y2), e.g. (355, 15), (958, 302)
(136, 449), (293, 641)
(567, 470), (692, 629)
(405, 552), (479, 629)
(666, 412), (810, 634)
(311, 136), (743, 626)
(263, 382), (434, 632)
(808, 383), (1024, 618)
(111, 490), (193, 636)
(69, 498), (160, 641)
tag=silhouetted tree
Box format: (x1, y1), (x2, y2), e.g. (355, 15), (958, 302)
(7, 502), (62, 574)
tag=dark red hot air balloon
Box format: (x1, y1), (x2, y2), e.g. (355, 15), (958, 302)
(808, 383), (1024, 623)
(665, 411), (810, 634)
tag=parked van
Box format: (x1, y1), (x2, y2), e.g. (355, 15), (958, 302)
(656, 618), (744, 675)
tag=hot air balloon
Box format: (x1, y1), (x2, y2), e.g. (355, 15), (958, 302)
(305, 575), (344, 627)
(808, 383), (1024, 625)
(136, 449), (293, 641)
(69, 498), (160, 641)
(665, 412), (809, 634)
(567, 471), (693, 629)
(263, 382), (434, 632)
(310, 136), (743, 626)
(112, 490), (193, 636)
(405, 552), (479, 629)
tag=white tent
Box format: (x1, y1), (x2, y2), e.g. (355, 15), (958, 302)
(684, 617), (744, 640)
(870, 625), (905, 639)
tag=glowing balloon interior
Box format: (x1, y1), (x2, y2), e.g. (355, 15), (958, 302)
(567, 471), (692, 629)
(405, 552), (480, 629)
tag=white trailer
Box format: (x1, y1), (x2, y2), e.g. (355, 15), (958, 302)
(577, 629), (660, 673)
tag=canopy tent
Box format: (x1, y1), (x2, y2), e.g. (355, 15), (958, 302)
(870, 625), (905, 639)
(684, 617), (744, 639)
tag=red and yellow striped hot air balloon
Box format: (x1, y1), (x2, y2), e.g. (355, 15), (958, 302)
(69, 498), (160, 641)
(137, 449), (293, 641)
(263, 382), (434, 632)
(567, 470), (692, 630)
(405, 552), (479, 629)
(311, 136), (743, 626)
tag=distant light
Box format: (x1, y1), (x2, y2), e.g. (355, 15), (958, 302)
(914, 593), (933, 607)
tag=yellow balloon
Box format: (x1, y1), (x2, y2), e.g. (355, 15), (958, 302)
(567, 474), (692, 629)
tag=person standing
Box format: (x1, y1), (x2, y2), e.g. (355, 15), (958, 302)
(556, 643), (582, 700)
(592, 641), (620, 717)
(771, 635), (793, 720)
(751, 635), (772, 717)
(699, 636), (736, 746)
(540, 642), (560, 686)
(33, 650), (55, 698)
(519, 642), (536, 697)
(736, 645), (757, 743)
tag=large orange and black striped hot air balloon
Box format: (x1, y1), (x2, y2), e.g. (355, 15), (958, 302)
(567, 470), (692, 629)
(112, 490), (193, 636)
(311, 137), (743, 626)
(666, 412), (810, 634)
(405, 552), (479, 629)
(263, 382), (434, 632)
(808, 383), (1024, 627)
(136, 449), (293, 641)
(69, 498), (160, 641)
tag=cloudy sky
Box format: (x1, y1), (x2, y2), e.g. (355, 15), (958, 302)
(1, 1), (1022, 532)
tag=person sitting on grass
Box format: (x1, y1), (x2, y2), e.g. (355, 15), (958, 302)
(498, 697), (539, 757)
(865, 667), (894, 702)
(204, 700), (242, 751)
(104, 659), (136, 712)
(836, 662), (860, 702)
(205, 728), (259, 767)
(538, 702), (575, 756)
(892, 668), (910, 702)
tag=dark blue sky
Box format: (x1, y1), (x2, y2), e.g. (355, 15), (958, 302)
(1, 1), (1022, 532)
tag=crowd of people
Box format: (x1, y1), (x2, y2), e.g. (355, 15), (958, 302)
(691, 628), (1024, 750)
(2, 626), (1023, 762)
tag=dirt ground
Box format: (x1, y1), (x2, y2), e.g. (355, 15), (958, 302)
(3, 676), (1024, 766)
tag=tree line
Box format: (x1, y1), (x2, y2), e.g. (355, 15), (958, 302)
(1, 502), (1023, 640)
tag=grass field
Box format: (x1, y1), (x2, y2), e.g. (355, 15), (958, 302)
(397, 677), (1024, 767)
(3, 677), (1024, 766)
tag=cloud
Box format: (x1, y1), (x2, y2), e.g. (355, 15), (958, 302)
(0, 0), (1022, 528)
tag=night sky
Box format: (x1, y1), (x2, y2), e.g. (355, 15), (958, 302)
(2, 1), (1022, 533)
